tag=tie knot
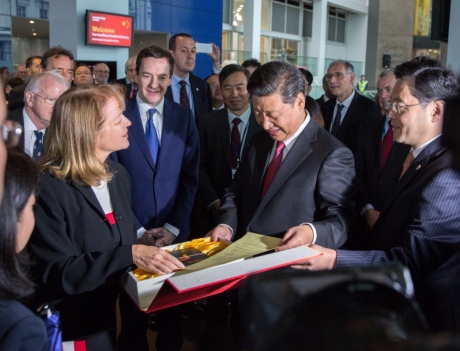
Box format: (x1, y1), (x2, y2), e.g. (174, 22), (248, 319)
(148, 108), (156, 120)
(275, 141), (285, 153)
(179, 80), (187, 87)
(34, 130), (43, 138)
(232, 117), (241, 127)
(337, 104), (344, 111)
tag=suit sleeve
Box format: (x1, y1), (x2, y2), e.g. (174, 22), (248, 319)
(166, 110), (200, 243)
(338, 167), (460, 274)
(0, 313), (49, 351)
(29, 175), (135, 296)
(312, 145), (357, 248)
(354, 126), (372, 213)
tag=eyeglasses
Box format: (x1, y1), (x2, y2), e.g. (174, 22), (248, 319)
(33, 92), (57, 105)
(2, 120), (23, 148)
(385, 100), (428, 114)
(325, 72), (348, 81)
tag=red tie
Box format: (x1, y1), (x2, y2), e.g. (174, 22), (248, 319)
(179, 80), (190, 107)
(380, 120), (393, 170)
(129, 86), (137, 99)
(231, 118), (242, 168)
(260, 141), (285, 199)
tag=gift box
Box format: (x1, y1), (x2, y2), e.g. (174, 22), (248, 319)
(121, 233), (320, 312)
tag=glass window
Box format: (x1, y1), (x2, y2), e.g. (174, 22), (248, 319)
(223, 0), (230, 24)
(272, 3), (285, 32)
(303, 5), (313, 38)
(286, 6), (299, 35)
(328, 7), (346, 43)
(271, 38), (299, 64)
(17, 5), (26, 17)
(261, 0), (270, 30)
(232, 0), (245, 27)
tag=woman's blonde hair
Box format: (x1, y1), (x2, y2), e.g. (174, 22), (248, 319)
(41, 84), (126, 186)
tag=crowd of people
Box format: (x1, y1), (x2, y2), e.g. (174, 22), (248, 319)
(1, 32), (459, 351)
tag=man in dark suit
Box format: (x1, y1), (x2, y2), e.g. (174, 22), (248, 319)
(165, 33), (218, 118)
(208, 61), (356, 250)
(7, 71), (69, 159)
(353, 70), (410, 246)
(110, 45), (199, 351)
(315, 74), (333, 107)
(321, 60), (381, 154)
(300, 57), (460, 334)
(195, 64), (262, 236)
(113, 56), (137, 99)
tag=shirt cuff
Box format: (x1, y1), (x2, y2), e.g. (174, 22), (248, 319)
(164, 223), (179, 237)
(137, 227), (146, 239)
(360, 204), (375, 217)
(300, 222), (317, 244)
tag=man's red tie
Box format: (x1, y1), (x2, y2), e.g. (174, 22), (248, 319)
(231, 118), (242, 169)
(179, 80), (190, 107)
(399, 151), (415, 179)
(260, 141), (285, 199)
(380, 120), (393, 170)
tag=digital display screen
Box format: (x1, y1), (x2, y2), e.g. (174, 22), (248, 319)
(86, 10), (133, 48)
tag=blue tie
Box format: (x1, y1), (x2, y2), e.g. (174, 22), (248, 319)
(146, 108), (160, 166)
(33, 130), (44, 161)
(331, 104), (344, 135)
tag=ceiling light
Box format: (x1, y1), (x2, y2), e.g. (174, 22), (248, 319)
(30, 20), (35, 24)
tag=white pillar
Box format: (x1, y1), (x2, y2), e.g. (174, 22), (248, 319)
(243, 0), (262, 60)
(311, 0), (328, 78)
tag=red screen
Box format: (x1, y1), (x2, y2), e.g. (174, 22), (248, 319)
(87, 10), (133, 48)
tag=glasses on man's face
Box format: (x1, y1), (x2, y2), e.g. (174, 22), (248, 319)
(2, 120), (23, 148)
(33, 92), (57, 105)
(385, 100), (428, 114)
(326, 72), (348, 81)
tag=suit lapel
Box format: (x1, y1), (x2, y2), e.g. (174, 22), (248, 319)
(72, 183), (106, 219)
(156, 98), (177, 169)
(243, 110), (261, 155)
(125, 100), (155, 170)
(255, 122), (316, 212)
(380, 138), (446, 213)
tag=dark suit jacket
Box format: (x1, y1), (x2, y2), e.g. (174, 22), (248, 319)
(218, 119), (356, 248)
(194, 107), (262, 234)
(28, 161), (136, 340)
(315, 95), (327, 107)
(7, 83), (26, 111)
(321, 91), (381, 153)
(0, 298), (49, 351)
(338, 138), (460, 333)
(355, 115), (411, 212)
(165, 72), (212, 118)
(7, 107), (25, 149)
(111, 97), (200, 243)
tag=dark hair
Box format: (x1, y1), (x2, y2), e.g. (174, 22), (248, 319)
(242, 58), (261, 69)
(0, 149), (40, 300)
(247, 61), (304, 105)
(0, 67), (9, 74)
(169, 33), (193, 51)
(40, 46), (74, 70)
(393, 56), (458, 104)
(6, 77), (24, 89)
(26, 56), (42, 68)
(298, 68), (313, 86)
(136, 45), (174, 77)
(305, 96), (324, 128)
(219, 64), (250, 85)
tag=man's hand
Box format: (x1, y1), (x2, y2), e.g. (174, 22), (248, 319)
(364, 209), (380, 232)
(132, 244), (185, 274)
(208, 43), (221, 71)
(277, 225), (314, 251)
(139, 227), (176, 248)
(206, 224), (232, 242)
(291, 244), (337, 271)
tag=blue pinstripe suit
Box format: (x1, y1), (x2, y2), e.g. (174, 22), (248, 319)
(337, 138), (460, 333)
